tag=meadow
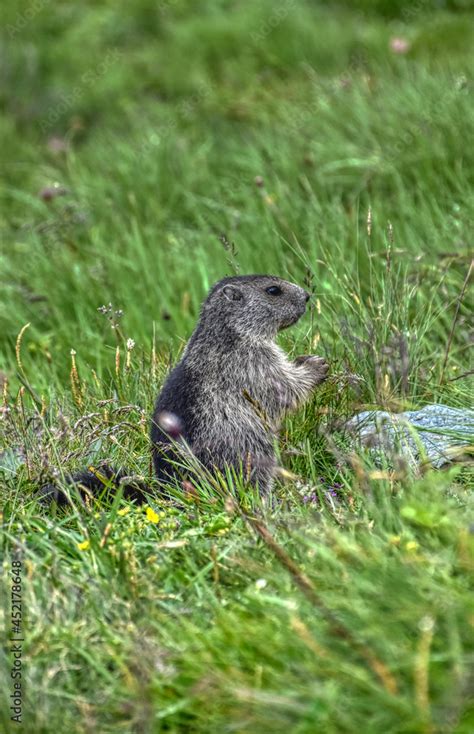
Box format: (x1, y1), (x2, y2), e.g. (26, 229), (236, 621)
(1, 1), (473, 732)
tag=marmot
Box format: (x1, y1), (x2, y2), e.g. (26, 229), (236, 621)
(40, 274), (328, 504)
(151, 274), (328, 494)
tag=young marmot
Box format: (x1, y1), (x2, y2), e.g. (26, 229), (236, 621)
(40, 274), (328, 504)
(151, 274), (328, 494)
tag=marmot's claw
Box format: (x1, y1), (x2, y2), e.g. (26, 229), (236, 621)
(296, 355), (329, 383)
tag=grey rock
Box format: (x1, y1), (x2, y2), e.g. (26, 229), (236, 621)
(0, 447), (25, 476)
(346, 404), (474, 468)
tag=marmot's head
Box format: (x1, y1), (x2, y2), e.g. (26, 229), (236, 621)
(201, 275), (311, 338)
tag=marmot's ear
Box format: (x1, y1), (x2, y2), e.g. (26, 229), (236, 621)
(221, 284), (243, 302)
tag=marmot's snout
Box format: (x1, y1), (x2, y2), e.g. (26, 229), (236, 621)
(276, 282), (311, 330)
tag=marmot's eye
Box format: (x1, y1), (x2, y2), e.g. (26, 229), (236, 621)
(265, 286), (282, 296)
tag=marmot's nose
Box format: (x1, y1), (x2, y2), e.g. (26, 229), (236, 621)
(304, 291), (311, 303)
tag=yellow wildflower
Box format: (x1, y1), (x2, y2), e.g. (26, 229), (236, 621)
(146, 507), (160, 524)
(77, 540), (90, 551)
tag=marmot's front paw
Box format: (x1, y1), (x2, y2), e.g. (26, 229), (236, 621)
(295, 355), (329, 384)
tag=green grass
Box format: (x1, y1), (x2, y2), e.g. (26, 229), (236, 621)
(1, 1), (473, 732)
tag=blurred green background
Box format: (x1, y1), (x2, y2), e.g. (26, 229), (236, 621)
(1, 0), (473, 400)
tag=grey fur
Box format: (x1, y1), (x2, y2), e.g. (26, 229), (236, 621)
(151, 275), (328, 493)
